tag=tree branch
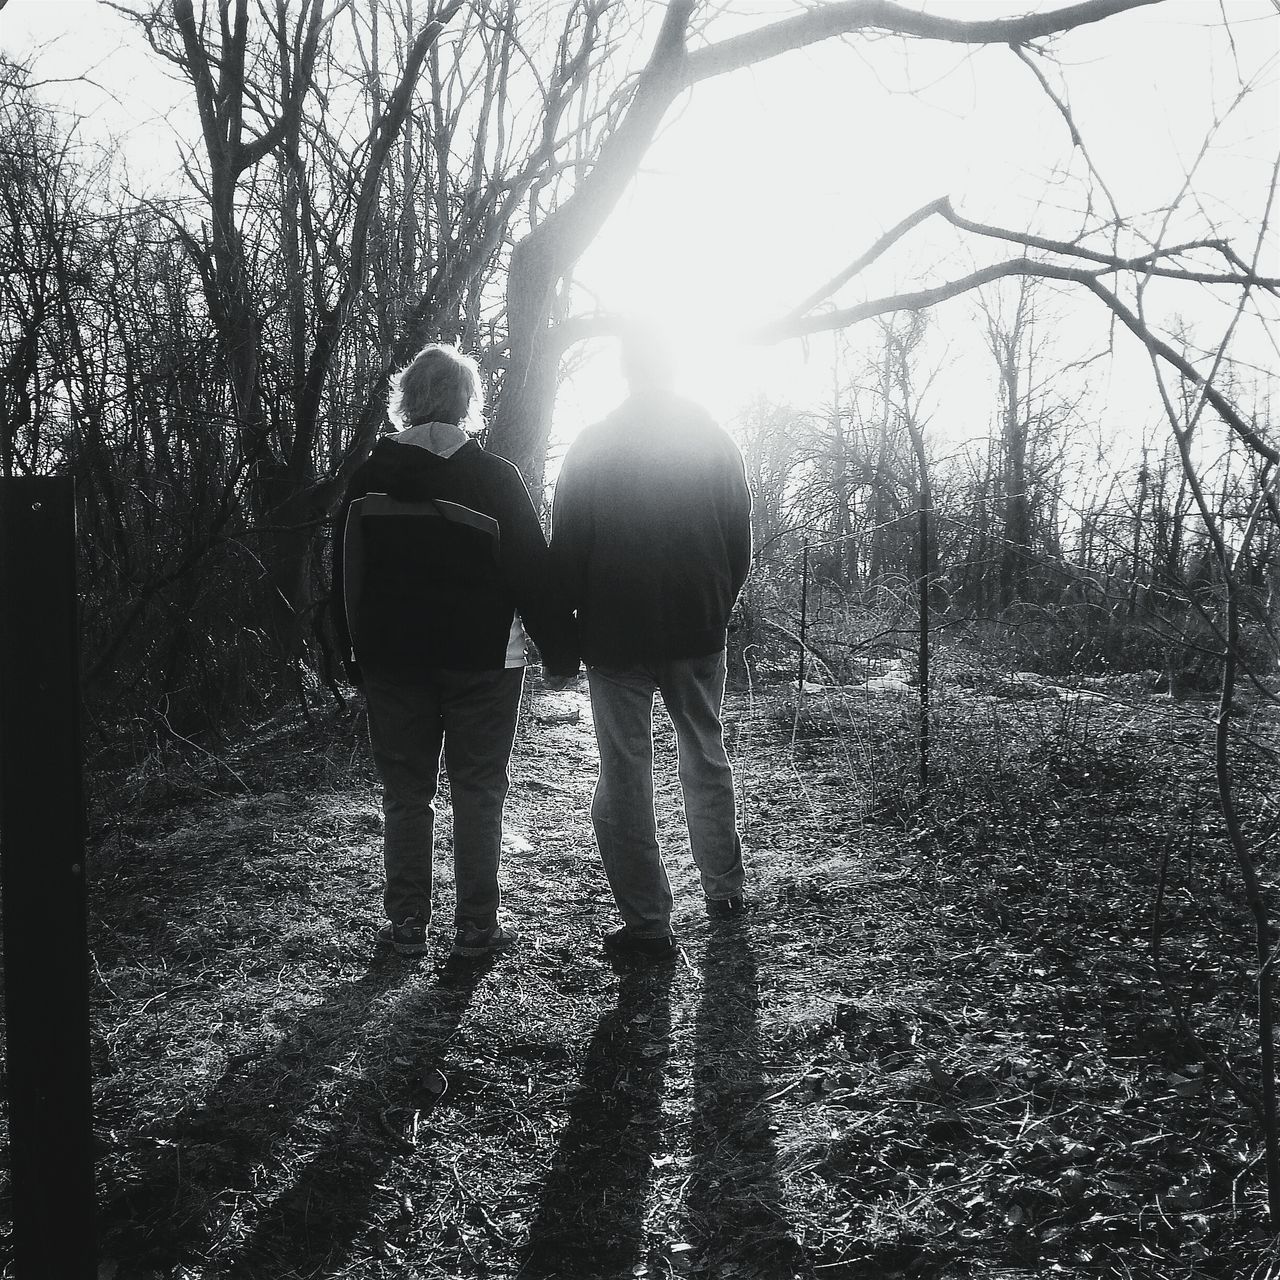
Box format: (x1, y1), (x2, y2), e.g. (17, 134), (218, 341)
(756, 252), (1279, 467)
(683, 0), (1165, 85)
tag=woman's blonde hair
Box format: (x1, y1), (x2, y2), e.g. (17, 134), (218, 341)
(387, 343), (483, 430)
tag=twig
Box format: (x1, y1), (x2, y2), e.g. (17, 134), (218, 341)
(742, 1058), (822, 1118)
(450, 1155), (512, 1241)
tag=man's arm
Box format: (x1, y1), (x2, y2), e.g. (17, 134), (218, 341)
(495, 463), (580, 678)
(725, 443), (753, 601)
(548, 441), (590, 616)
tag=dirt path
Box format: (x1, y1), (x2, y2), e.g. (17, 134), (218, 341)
(23, 681), (1277, 1278)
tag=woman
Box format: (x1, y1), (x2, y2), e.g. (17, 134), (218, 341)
(332, 343), (578, 958)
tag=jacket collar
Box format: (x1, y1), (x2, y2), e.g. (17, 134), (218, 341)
(390, 420), (470, 459)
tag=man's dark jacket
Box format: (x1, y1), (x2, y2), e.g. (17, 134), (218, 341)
(332, 436), (578, 682)
(550, 389), (752, 666)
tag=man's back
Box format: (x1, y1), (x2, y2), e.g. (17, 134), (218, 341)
(552, 389), (752, 666)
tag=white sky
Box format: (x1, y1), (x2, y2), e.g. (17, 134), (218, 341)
(570, 0), (1280, 458)
(4, 0), (1278, 470)
(1, 0), (191, 179)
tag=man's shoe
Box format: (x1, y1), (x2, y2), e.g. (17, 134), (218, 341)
(706, 895), (746, 921)
(452, 920), (519, 959)
(603, 925), (677, 963)
(378, 916), (429, 956)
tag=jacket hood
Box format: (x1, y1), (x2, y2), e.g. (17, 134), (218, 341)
(391, 420), (470, 457)
(365, 435), (481, 502)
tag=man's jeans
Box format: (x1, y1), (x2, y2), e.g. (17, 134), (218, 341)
(587, 651), (744, 937)
(364, 668), (524, 928)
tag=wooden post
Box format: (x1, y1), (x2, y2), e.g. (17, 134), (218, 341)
(904, 422), (932, 803)
(797, 538), (810, 689)
(917, 485), (931, 800)
(0, 476), (97, 1278)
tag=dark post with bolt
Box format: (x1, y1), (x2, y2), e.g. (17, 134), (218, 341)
(0, 476), (97, 1277)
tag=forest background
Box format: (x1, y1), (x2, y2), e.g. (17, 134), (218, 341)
(1, 0), (1277, 731)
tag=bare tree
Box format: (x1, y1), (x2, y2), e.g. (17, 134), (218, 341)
(124, 0), (465, 661)
(735, 396), (805, 569)
(0, 55), (96, 478)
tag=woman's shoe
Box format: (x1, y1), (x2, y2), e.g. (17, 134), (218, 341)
(452, 920), (519, 958)
(377, 916), (429, 956)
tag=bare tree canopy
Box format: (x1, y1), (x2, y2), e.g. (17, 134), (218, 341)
(1, 0), (1273, 701)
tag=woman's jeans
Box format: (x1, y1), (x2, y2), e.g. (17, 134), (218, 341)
(587, 651), (744, 938)
(364, 668), (524, 928)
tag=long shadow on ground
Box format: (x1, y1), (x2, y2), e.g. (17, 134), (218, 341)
(220, 952), (499, 1278)
(101, 950), (496, 1278)
(687, 922), (809, 1277)
(522, 961), (675, 1277)
(98, 953), (403, 1267)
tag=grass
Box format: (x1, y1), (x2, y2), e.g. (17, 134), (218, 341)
(2, 662), (1279, 1279)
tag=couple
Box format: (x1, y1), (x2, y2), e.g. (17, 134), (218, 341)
(332, 333), (752, 965)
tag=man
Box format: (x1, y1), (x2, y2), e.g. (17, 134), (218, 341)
(551, 327), (752, 962)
